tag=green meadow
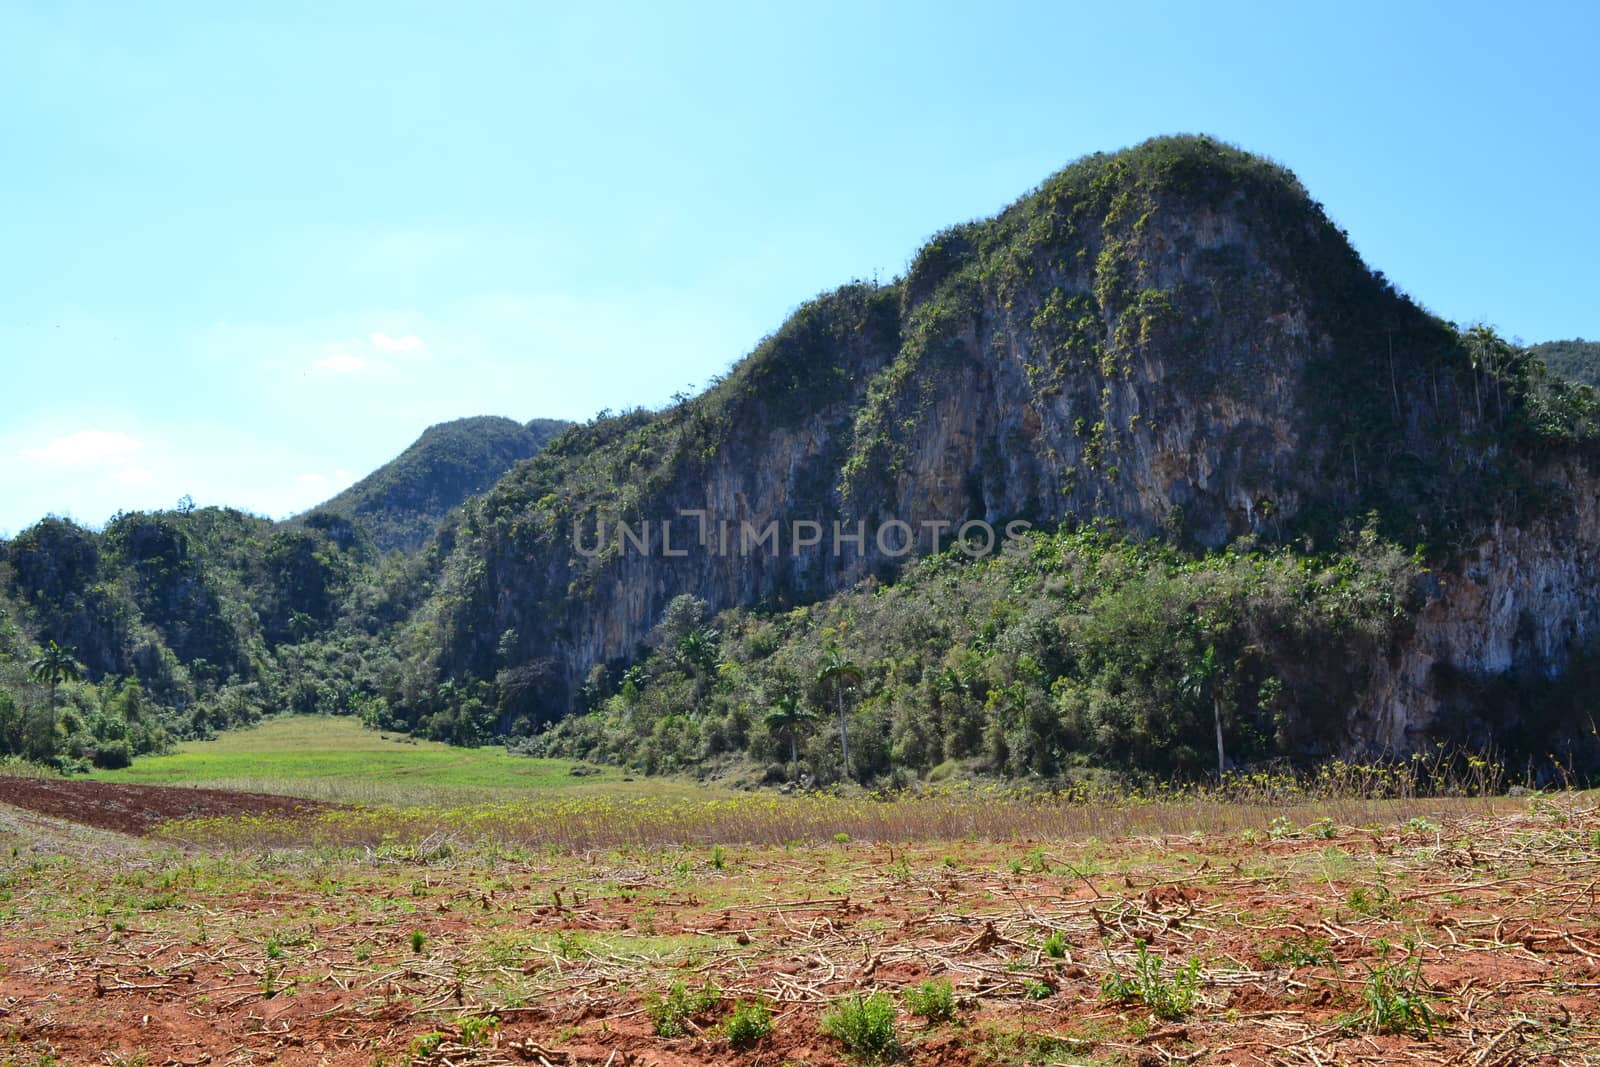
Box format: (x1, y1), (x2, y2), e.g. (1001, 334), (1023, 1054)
(89, 715), (722, 806)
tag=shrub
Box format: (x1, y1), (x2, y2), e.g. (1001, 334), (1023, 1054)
(90, 740), (132, 769)
(723, 999), (773, 1047)
(646, 980), (720, 1038)
(903, 978), (956, 1022)
(820, 991), (899, 1061)
(1100, 940), (1201, 1020)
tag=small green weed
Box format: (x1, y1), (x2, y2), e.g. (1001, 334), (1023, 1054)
(1100, 940), (1201, 1020)
(1260, 936), (1333, 967)
(408, 1032), (445, 1061)
(456, 1014), (499, 1047)
(903, 978), (956, 1022)
(646, 980), (720, 1038)
(1351, 947), (1438, 1037)
(1346, 884), (1395, 917)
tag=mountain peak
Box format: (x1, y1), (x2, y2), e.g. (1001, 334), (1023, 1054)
(306, 415), (572, 553)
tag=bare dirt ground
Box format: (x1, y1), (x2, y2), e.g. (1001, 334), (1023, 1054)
(0, 776), (334, 835)
(1, 786), (1597, 1066)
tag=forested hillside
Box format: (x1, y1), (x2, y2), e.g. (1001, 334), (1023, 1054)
(1532, 339), (1600, 389)
(5, 136), (1599, 785)
(374, 136), (1599, 782)
(0, 415), (567, 769)
(307, 416), (572, 553)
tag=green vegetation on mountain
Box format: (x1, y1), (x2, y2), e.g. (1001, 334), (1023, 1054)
(530, 523), (1433, 784)
(4, 136), (1598, 785)
(1531, 339), (1600, 389)
(308, 415), (572, 553)
(0, 505), (397, 769)
(370, 136), (1598, 783)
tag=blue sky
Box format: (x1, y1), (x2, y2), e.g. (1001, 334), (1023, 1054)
(2, 1), (1596, 536)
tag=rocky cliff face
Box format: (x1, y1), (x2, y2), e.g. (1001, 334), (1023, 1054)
(418, 136), (1597, 752)
(1356, 458), (1600, 752)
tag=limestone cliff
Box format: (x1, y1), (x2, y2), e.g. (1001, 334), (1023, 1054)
(410, 136), (1598, 755)
(1356, 457), (1600, 752)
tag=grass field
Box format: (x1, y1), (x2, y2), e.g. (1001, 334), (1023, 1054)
(89, 715), (723, 805)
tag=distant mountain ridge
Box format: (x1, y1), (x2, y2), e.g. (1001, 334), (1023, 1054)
(0, 413), (572, 767)
(306, 416), (573, 553)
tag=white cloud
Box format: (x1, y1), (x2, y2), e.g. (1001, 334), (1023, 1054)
(370, 331), (425, 353)
(0, 418), (375, 533)
(304, 331), (427, 376)
(315, 351), (368, 373)
(21, 430), (144, 468)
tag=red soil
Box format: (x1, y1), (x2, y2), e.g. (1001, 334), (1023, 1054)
(0, 774), (334, 834)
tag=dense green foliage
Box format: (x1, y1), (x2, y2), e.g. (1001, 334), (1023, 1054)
(533, 523), (1423, 783)
(309, 415), (571, 553)
(1531, 339), (1600, 389)
(0, 414), (573, 769)
(0, 581), (169, 769)
(0, 504), (433, 769)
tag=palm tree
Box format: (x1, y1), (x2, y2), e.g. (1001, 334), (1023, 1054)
(815, 647), (863, 783)
(764, 693), (817, 784)
(1181, 644), (1226, 781)
(676, 627), (721, 701)
(28, 640), (82, 738)
(676, 627), (721, 674)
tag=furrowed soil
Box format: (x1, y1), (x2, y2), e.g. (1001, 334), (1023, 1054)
(1, 782), (1597, 1066)
(0, 776), (335, 835)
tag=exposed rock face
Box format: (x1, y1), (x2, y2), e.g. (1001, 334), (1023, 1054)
(1356, 459), (1600, 752)
(426, 137), (1597, 749)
